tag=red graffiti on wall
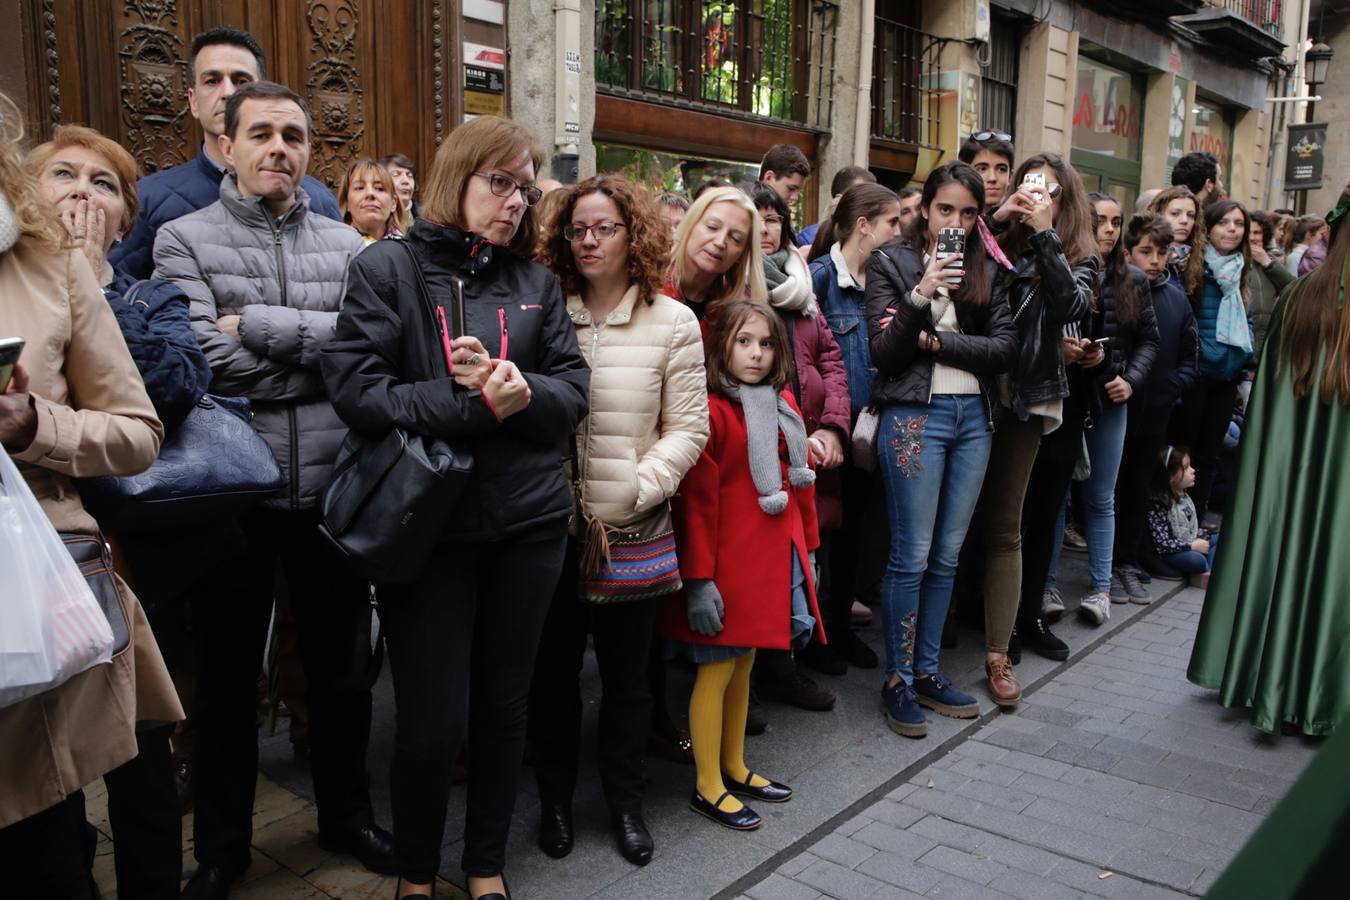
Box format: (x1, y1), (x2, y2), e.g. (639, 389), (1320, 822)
(1073, 92), (1140, 140)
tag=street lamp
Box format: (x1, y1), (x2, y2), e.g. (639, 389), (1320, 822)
(1298, 42), (1334, 213)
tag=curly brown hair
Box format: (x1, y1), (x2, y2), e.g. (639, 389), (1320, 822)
(537, 174), (671, 302)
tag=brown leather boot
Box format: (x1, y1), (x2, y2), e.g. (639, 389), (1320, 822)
(985, 656), (1022, 708)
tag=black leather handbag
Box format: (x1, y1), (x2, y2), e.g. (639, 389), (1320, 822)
(79, 393), (285, 533)
(60, 533), (131, 658)
(318, 241), (473, 584)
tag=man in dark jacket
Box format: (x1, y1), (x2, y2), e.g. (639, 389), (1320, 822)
(154, 81), (391, 899)
(109, 27), (340, 280)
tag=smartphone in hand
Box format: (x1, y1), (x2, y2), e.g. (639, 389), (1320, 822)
(1022, 172), (1047, 202)
(0, 337), (24, 394)
(936, 227), (965, 260)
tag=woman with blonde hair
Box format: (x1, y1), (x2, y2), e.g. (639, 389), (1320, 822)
(338, 157), (404, 241)
(323, 115), (589, 900)
(664, 184), (767, 317)
(0, 93), (181, 897)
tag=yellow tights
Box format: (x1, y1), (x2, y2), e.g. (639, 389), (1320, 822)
(688, 650), (771, 812)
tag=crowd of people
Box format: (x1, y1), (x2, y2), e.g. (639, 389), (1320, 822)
(1, 24), (1347, 900)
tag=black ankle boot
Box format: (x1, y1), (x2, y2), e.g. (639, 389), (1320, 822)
(537, 802), (573, 858)
(1020, 616), (1069, 661)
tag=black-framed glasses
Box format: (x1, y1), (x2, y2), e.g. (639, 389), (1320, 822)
(473, 171), (543, 206)
(563, 221), (626, 242)
(971, 130), (1012, 142)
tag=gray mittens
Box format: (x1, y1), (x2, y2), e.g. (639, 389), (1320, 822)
(686, 579), (725, 636)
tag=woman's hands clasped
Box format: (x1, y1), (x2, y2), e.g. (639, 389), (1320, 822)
(450, 335), (531, 420)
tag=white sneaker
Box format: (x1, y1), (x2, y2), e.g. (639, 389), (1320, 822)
(1078, 591), (1111, 627)
(1041, 586), (1065, 621)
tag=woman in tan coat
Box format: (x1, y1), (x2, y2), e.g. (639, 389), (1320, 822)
(528, 174), (708, 867)
(0, 94), (181, 896)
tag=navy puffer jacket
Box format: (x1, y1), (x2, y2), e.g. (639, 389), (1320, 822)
(109, 144), (341, 280)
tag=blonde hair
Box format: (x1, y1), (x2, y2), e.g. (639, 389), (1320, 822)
(670, 185), (767, 308)
(337, 158), (402, 237)
(0, 92), (65, 252)
(419, 116), (543, 257)
(27, 124), (142, 233)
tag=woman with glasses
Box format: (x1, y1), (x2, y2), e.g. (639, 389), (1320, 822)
(527, 173), (708, 867)
(323, 116), (590, 900)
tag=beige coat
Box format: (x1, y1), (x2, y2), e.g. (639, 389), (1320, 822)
(569, 286), (708, 528)
(0, 235), (182, 828)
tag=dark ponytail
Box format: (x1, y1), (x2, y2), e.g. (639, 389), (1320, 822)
(807, 182), (900, 262)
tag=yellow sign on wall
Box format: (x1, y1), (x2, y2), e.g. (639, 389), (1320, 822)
(464, 90), (505, 116)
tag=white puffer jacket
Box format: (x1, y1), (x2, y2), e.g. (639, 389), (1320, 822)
(569, 286), (708, 527)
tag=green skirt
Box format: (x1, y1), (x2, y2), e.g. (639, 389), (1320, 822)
(1186, 305), (1350, 736)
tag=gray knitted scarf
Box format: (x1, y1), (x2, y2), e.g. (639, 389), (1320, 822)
(762, 248), (790, 291)
(721, 381), (814, 514)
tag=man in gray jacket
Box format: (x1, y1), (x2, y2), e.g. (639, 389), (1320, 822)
(154, 80), (392, 897)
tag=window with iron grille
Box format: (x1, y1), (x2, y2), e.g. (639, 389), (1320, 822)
(594, 1), (838, 128)
(980, 14), (1020, 138)
(871, 16), (943, 147)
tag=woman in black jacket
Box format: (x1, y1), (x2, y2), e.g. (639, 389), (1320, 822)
(323, 116), (590, 900)
(1035, 194), (1159, 626)
(978, 153), (1097, 703)
(864, 161), (1017, 738)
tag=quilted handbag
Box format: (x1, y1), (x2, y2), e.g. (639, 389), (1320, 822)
(579, 503), (683, 603)
(78, 393), (285, 533)
(317, 240), (474, 584)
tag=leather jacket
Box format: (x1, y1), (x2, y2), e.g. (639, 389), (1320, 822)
(998, 229), (1098, 420)
(864, 241), (1017, 426)
(1090, 264), (1160, 405)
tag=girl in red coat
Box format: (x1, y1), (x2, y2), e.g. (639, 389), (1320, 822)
(662, 299), (825, 831)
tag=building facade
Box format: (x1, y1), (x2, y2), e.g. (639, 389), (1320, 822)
(0, 1), (1303, 220)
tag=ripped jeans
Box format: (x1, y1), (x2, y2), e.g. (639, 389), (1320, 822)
(877, 396), (992, 683)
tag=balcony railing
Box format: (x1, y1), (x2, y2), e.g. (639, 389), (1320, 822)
(594, 1), (839, 129)
(871, 17), (943, 148)
(1205, 0), (1283, 36)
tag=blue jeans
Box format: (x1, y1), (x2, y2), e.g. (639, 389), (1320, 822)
(1158, 533), (1220, 576)
(1047, 402), (1128, 593)
(878, 396), (992, 683)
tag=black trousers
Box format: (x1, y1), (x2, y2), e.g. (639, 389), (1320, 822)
(379, 533), (566, 881)
(1114, 430), (1167, 567)
(191, 508), (375, 872)
(1019, 450), (1078, 629)
(1169, 377), (1238, 520)
(529, 538), (658, 815)
(0, 792), (96, 898)
(103, 724), (181, 898)
(826, 459), (889, 628)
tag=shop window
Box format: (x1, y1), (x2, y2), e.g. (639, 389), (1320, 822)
(595, 142), (760, 195)
(595, 1), (838, 128)
(1071, 53), (1145, 211)
(980, 15), (1019, 137)
(1190, 98), (1235, 183)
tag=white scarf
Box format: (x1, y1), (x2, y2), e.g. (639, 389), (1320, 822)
(0, 190), (18, 254)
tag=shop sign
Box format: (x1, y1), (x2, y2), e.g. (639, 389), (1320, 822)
(1285, 123), (1327, 191)
(464, 90), (505, 116)
(1072, 57), (1142, 161)
(465, 65), (504, 93)
(464, 42), (505, 70)
(1189, 100), (1232, 175)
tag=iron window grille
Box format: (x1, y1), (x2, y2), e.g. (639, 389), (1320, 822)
(595, 1), (839, 129)
(1206, 0), (1283, 37)
(980, 14), (1020, 139)
(871, 16), (944, 148)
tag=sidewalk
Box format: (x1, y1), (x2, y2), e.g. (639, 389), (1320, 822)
(728, 588), (1324, 900)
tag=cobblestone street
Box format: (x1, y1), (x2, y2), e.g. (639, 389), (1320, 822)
(88, 569), (1323, 899)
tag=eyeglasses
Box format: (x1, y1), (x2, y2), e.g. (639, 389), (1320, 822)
(761, 214), (784, 227)
(563, 221), (626, 242)
(473, 171), (543, 206)
(971, 130), (1012, 143)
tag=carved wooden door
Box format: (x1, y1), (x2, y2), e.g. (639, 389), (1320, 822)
(23, 0), (458, 187)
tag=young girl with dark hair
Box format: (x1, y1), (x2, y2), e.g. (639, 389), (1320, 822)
(1113, 213), (1198, 597)
(659, 299), (823, 827)
(976, 153), (1097, 695)
(804, 182), (904, 672)
(864, 161), (1017, 733)
(1146, 446), (1216, 586)
(1038, 193), (1159, 614)
(1170, 200), (1255, 523)
(1188, 186), (1350, 735)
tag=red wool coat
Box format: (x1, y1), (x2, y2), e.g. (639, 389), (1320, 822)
(660, 392), (825, 650)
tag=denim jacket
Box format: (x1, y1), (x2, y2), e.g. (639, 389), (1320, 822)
(810, 244), (873, 416)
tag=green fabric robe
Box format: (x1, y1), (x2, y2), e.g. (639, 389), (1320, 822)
(1187, 294), (1350, 736)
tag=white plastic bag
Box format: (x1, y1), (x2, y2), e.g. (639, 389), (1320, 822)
(0, 452), (113, 708)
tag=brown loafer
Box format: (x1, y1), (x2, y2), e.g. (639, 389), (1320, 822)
(985, 657), (1021, 708)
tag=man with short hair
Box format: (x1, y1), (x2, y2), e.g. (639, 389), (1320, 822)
(759, 143), (811, 207)
(154, 81), (391, 898)
(958, 130), (1024, 228)
(110, 27), (340, 279)
(797, 164), (877, 247)
(1171, 151), (1224, 206)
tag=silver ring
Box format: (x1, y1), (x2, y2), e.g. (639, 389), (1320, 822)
(468, 353), (481, 365)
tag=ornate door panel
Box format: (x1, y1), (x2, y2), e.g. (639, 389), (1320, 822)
(20, 0), (457, 187)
